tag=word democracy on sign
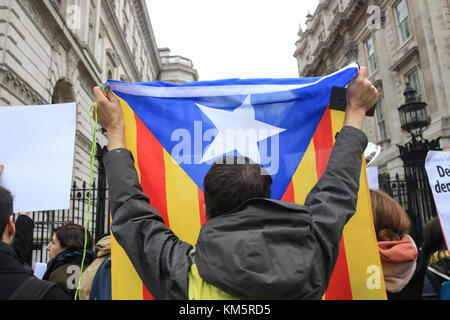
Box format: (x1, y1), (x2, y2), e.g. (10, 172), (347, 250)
(434, 165), (450, 193)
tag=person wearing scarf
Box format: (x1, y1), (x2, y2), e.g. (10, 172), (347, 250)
(43, 224), (95, 299)
(370, 189), (427, 299)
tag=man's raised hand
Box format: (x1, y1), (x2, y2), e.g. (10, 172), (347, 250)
(344, 66), (379, 130)
(93, 87), (126, 150)
(93, 87), (124, 132)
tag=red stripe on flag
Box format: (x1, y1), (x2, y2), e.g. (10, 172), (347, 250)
(143, 286), (154, 300)
(281, 181), (295, 203)
(198, 188), (207, 226)
(135, 115), (170, 226)
(313, 107), (334, 177)
(136, 115), (168, 301)
(323, 237), (353, 300)
(313, 107), (353, 299)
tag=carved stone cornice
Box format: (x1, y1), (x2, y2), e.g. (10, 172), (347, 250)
(344, 40), (359, 61)
(0, 65), (47, 105)
(17, 0), (54, 43)
(133, 0), (162, 79)
(75, 129), (93, 154)
(390, 45), (420, 72)
(77, 62), (97, 96)
(102, 0), (141, 81)
(106, 49), (119, 68)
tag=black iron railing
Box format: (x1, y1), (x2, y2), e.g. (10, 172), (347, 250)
(29, 180), (110, 267)
(379, 172), (437, 246)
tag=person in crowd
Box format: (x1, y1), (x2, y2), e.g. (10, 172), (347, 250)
(0, 164), (69, 300)
(78, 233), (111, 300)
(369, 189), (426, 300)
(12, 212), (34, 273)
(93, 67), (378, 299)
(421, 217), (450, 299)
(1, 165), (36, 273)
(43, 223), (95, 299)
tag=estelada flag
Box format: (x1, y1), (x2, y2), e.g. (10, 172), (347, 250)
(106, 62), (386, 300)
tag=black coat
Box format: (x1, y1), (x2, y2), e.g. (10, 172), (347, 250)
(0, 241), (69, 300)
(43, 249), (95, 299)
(12, 214), (34, 272)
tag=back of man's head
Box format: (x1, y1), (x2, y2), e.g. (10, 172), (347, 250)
(0, 186), (13, 235)
(203, 156), (272, 219)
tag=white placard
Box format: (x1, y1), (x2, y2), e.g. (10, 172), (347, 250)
(425, 151), (450, 252)
(0, 103), (76, 212)
(34, 263), (47, 280)
(366, 166), (379, 190)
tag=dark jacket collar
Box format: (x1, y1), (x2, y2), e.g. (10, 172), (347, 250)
(0, 241), (30, 274)
(43, 249), (95, 280)
(0, 241), (18, 260)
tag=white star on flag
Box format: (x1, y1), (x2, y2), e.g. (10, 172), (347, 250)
(196, 95), (286, 164)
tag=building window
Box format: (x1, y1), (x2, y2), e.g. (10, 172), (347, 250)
(365, 36), (377, 75)
(375, 99), (387, 141)
(406, 68), (422, 101)
(395, 0), (412, 44)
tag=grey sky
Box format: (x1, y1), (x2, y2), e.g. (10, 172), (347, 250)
(146, 0), (320, 81)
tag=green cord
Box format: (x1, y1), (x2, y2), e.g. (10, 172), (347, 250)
(74, 84), (107, 300)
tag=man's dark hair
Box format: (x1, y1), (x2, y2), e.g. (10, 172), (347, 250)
(203, 156), (272, 219)
(0, 186), (14, 235)
(54, 223), (93, 251)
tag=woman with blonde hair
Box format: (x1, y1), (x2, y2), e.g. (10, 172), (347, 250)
(370, 189), (426, 300)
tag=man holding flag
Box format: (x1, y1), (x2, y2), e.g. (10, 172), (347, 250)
(93, 65), (378, 300)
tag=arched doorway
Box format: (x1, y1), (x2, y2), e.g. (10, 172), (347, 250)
(52, 79), (75, 104)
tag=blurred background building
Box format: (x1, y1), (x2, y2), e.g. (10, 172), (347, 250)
(0, 0), (198, 184)
(0, 0), (198, 263)
(294, 0), (449, 176)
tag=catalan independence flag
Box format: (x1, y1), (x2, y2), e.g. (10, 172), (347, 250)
(106, 62), (386, 300)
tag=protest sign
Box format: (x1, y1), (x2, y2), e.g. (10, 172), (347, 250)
(425, 151), (450, 251)
(366, 167), (379, 190)
(0, 103), (76, 212)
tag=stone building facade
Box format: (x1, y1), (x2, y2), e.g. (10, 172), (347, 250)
(0, 0), (198, 185)
(159, 47), (199, 83)
(294, 0), (450, 175)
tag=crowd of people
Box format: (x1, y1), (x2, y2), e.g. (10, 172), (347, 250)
(0, 176), (111, 300)
(1, 67), (449, 300)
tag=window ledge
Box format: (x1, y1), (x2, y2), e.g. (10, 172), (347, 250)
(390, 44), (419, 72)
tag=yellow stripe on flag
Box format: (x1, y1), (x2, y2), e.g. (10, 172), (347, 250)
(291, 138), (323, 300)
(119, 95), (141, 179)
(163, 150), (202, 246)
(292, 140), (318, 204)
(330, 109), (386, 300)
(344, 167), (387, 299)
(110, 96), (144, 300)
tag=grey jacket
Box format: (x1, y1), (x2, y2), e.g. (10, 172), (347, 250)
(104, 126), (368, 300)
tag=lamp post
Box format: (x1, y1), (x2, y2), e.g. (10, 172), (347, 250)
(95, 143), (109, 243)
(397, 84), (441, 245)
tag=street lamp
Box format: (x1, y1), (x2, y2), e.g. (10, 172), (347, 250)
(397, 83), (441, 245)
(397, 83), (430, 140)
